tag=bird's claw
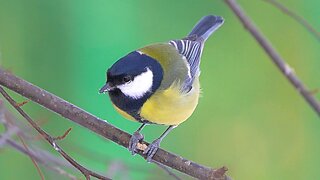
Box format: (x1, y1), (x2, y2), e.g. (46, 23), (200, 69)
(143, 138), (161, 162)
(128, 131), (144, 155)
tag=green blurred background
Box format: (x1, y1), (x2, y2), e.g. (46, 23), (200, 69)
(0, 0), (319, 179)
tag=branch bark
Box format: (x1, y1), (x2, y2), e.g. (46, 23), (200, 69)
(225, 0), (320, 117)
(0, 68), (229, 180)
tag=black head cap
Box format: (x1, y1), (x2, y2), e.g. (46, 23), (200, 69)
(106, 51), (163, 89)
(100, 51), (163, 116)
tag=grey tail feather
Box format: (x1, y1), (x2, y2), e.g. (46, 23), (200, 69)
(188, 15), (224, 42)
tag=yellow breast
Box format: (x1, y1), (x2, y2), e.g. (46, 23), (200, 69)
(140, 77), (200, 125)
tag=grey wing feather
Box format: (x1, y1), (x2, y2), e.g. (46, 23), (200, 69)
(168, 15), (224, 92)
(169, 39), (203, 91)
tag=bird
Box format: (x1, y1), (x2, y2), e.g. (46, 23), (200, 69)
(99, 15), (224, 162)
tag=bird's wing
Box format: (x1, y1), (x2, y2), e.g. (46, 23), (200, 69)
(169, 39), (203, 91)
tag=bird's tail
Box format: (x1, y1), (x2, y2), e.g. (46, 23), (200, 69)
(188, 15), (224, 42)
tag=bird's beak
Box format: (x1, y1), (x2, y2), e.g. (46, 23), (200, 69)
(99, 83), (115, 93)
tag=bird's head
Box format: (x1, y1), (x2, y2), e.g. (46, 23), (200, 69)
(99, 51), (163, 100)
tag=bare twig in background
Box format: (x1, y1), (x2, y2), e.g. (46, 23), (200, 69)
(2, 137), (79, 180)
(1, 106), (167, 180)
(0, 125), (19, 147)
(4, 114), (49, 142)
(0, 87), (110, 180)
(225, 0), (320, 117)
(0, 100), (45, 180)
(0, 68), (230, 180)
(1, 101), (81, 180)
(17, 134), (45, 180)
(263, 0), (320, 42)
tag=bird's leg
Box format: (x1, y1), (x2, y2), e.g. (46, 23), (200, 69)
(128, 123), (146, 155)
(144, 125), (177, 162)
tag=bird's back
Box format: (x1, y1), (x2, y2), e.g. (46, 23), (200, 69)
(138, 43), (200, 125)
(139, 43), (190, 91)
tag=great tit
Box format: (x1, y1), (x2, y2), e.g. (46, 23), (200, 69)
(100, 15), (224, 161)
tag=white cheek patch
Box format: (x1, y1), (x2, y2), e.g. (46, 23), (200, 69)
(117, 68), (153, 99)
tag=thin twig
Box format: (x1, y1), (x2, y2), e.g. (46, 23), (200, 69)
(3, 137), (79, 180)
(0, 69), (230, 180)
(16, 100), (29, 107)
(0, 100), (45, 180)
(225, 0), (320, 117)
(263, 0), (320, 42)
(0, 126), (19, 147)
(0, 105), (78, 170)
(54, 128), (72, 141)
(2, 106), (158, 179)
(17, 135), (45, 180)
(0, 87), (110, 180)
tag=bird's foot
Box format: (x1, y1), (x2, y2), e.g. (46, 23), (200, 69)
(128, 131), (144, 155)
(143, 138), (161, 162)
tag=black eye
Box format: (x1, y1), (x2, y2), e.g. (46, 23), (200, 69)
(123, 76), (131, 83)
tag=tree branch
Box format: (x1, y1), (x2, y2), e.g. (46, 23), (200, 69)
(0, 68), (230, 180)
(263, 0), (320, 42)
(225, 0), (320, 117)
(0, 86), (110, 180)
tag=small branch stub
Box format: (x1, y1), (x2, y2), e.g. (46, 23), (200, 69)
(54, 128), (72, 141)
